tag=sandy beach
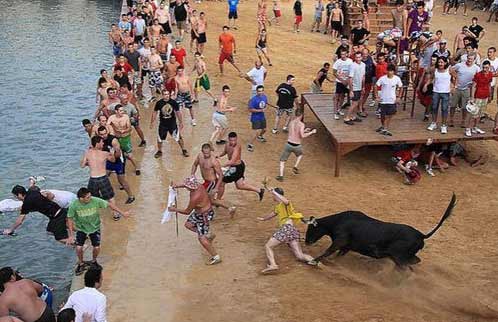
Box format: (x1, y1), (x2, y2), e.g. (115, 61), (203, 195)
(70, 1), (498, 321)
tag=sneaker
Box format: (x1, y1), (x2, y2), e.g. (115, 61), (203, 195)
(135, 169), (141, 176)
(216, 139), (226, 145)
(292, 167), (299, 174)
(369, 101), (376, 107)
(113, 212), (121, 221)
(423, 114), (429, 122)
(154, 150), (163, 158)
(148, 97), (156, 103)
(473, 127), (485, 134)
(258, 188), (265, 201)
(338, 110), (345, 116)
(381, 129), (393, 136)
(334, 113), (340, 120)
(440, 125), (448, 134)
(271, 128), (279, 134)
(282, 126), (289, 133)
(125, 196), (136, 204)
(427, 122), (437, 131)
(247, 144), (254, 152)
(275, 175), (284, 181)
(191, 119), (197, 126)
(138, 140), (146, 147)
(344, 120), (354, 125)
(213, 99), (218, 107)
(182, 149), (189, 157)
(206, 254), (222, 265)
(257, 136), (267, 142)
(352, 118), (362, 122)
(375, 126), (384, 132)
(425, 165), (435, 177)
(465, 128), (472, 137)
(75, 263), (87, 276)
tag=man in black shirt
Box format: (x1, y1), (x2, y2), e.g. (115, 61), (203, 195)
(468, 17), (485, 48)
(350, 20), (370, 45)
(174, 0), (188, 40)
(150, 90), (189, 158)
(273, 75), (298, 134)
(293, 0), (303, 32)
(3, 185), (71, 244)
(113, 67), (131, 90)
(334, 36), (350, 59)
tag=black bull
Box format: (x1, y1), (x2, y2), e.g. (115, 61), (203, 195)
(304, 194), (457, 267)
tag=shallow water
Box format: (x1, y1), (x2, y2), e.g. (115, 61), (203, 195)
(0, 0), (121, 308)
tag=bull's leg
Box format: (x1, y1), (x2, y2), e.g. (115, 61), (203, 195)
(337, 247), (350, 256)
(313, 241), (344, 263)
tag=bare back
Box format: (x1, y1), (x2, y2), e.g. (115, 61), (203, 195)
(287, 117), (304, 144)
(0, 280), (45, 322)
(189, 187), (212, 212)
(198, 154), (218, 182)
(86, 149), (111, 177)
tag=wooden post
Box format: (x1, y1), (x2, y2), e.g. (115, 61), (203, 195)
(335, 143), (341, 177)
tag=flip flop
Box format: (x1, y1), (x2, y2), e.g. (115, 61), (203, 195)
(261, 265), (279, 274)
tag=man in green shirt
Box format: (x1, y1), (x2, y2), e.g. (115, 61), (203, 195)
(68, 187), (130, 275)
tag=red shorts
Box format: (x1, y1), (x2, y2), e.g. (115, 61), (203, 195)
(274, 10), (281, 17)
(218, 52), (234, 64)
(417, 67), (425, 83)
(295, 15), (302, 24)
(164, 78), (176, 93)
(203, 180), (217, 193)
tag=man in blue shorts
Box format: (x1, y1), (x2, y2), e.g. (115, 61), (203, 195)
(228, 0), (239, 29)
(247, 85), (268, 152)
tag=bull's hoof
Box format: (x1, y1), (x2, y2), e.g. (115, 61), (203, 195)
(407, 256), (421, 265)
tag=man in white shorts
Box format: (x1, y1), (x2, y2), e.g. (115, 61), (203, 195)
(210, 85), (237, 145)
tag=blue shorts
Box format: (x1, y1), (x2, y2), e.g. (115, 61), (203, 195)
(40, 284), (53, 308)
(106, 160), (125, 175)
(112, 44), (121, 56)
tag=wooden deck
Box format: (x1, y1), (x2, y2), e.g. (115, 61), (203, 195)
(301, 93), (498, 177)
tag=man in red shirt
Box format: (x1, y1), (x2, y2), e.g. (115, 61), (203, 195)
(470, 61), (494, 134)
(170, 40), (187, 68)
(114, 55), (134, 76)
(218, 25), (241, 75)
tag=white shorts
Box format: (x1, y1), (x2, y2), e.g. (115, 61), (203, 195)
(212, 112), (228, 129)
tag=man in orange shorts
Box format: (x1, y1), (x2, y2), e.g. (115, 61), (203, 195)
(218, 26), (241, 75)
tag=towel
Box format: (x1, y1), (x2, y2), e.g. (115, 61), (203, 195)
(161, 186), (177, 224)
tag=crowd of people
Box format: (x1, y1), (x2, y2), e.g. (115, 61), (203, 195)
(2, 0), (498, 320)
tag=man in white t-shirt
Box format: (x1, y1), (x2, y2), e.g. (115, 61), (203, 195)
(344, 52), (365, 125)
(332, 48), (353, 120)
(242, 61), (267, 97)
(374, 64), (403, 136)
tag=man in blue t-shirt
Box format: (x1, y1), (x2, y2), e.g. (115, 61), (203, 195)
(228, 0), (239, 29)
(247, 85), (268, 152)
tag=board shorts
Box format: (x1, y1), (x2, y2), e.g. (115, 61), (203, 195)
(280, 142), (303, 161)
(228, 10), (238, 19)
(222, 161), (245, 183)
(203, 180), (217, 193)
(34, 304), (56, 322)
(160, 22), (172, 34)
(186, 208), (215, 236)
(176, 91), (193, 108)
(40, 284), (53, 308)
(473, 98), (488, 117)
(272, 223), (300, 243)
(331, 20), (342, 31)
(277, 107), (293, 116)
(310, 82), (322, 94)
(352, 90), (362, 101)
(295, 15), (303, 24)
(197, 32), (207, 44)
(212, 111), (229, 128)
(140, 68), (149, 81)
(164, 78), (176, 93)
(118, 135), (132, 154)
(158, 124), (178, 142)
(46, 208), (69, 241)
(130, 117), (139, 127)
(195, 74), (211, 91)
(191, 29), (198, 40)
(149, 70), (163, 89)
(490, 4), (498, 12)
(88, 175), (115, 200)
(160, 53), (169, 62)
(314, 15), (322, 23)
(274, 9), (281, 17)
(251, 118), (266, 130)
(451, 88), (470, 109)
(380, 103), (397, 116)
(219, 51), (234, 64)
(112, 44), (121, 57)
(75, 230), (101, 247)
(176, 20), (186, 29)
(106, 159), (125, 175)
(335, 82), (349, 94)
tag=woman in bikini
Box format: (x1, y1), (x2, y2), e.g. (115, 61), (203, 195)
(255, 29), (272, 66)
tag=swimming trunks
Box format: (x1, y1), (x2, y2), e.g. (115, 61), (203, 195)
(176, 91), (193, 109)
(87, 175), (115, 200)
(202, 180), (217, 193)
(280, 142), (303, 161)
(34, 304), (56, 322)
(186, 208), (215, 236)
(195, 74), (210, 91)
(75, 230), (101, 247)
(222, 161), (245, 183)
(197, 32), (207, 44)
(46, 208), (69, 241)
(149, 70), (164, 89)
(118, 135), (132, 154)
(272, 223), (300, 243)
(40, 284), (53, 308)
(106, 160), (126, 175)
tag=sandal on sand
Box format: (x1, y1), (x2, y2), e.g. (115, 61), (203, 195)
(207, 233), (216, 242)
(261, 265), (279, 274)
(206, 254), (222, 265)
(75, 263), (87, 276)
(292, 167), (299, 174)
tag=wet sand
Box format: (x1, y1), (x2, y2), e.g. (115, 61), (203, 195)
(71, 1), (498, 321)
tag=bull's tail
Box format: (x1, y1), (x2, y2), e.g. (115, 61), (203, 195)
(424, 193), (457, 239)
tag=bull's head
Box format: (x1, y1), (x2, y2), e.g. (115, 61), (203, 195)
(303, 216), (327, 245)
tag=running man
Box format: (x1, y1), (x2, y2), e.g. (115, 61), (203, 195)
(210, 85), (237, 145)
(193, 52), (217, 103)
(273, 75), (298, 134)
(191, 143), (237, 216)
(218, 26), (242, 75)
(150, 90), (189, 158)
(168, 176), (222, 265)
(247, 85), (268, 152)
(216, 132), (265, 201)
(258, 187), (315, 274)
(175, 66), (196, 125)
(228, 0), (239, 29)
(276, 109), (317, 181)
(255, 29), (272, 66)
(68, 187), (130, 275)
(310, 62), (333, 93)
(0, 267), (56, 322)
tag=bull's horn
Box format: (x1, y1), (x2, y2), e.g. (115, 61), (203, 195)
(310, 217), (318, 227)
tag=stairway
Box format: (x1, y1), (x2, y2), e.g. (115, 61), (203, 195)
(346, 2), (398, 36)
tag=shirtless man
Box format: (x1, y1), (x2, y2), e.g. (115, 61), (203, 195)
(107, 104), (141, 175)
(157, 34), (172, 63)
(192, 52), (216, 103)
(210, 85), (237, 144)
(189, 10), (200, 53)
(192, 143), (236, 216)
(276, 109), (317, 181)
(95, 88), (120, 119)
(82, 119), (93, 138)
(148, 46), (164, 96)
(164, 55), (180, 95)
(175, 66), (196, 125)
(168, 176), (222, 265)
(196, 12), (208, 54)
(216, 132), (265, 200)
(330, 5), (343, 43)
(91, 115), (112, 137)
(155, 2), (172, 35)
(109, 24), (123, 57)
(148, 19), (164, 46)
(0, 267), (55, 322)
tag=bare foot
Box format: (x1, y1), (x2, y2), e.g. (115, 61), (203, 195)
(207, 233), (217, 242)
(228, 206), (237, 219)
(261, 265), (279, 274)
